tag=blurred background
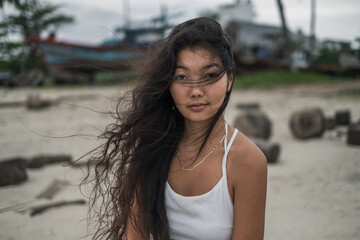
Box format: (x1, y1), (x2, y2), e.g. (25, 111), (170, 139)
(1, 0), (359, 86)
(0, 1), (359, 240)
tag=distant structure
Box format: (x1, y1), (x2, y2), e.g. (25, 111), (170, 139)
(201, 0), (359, 74)
(201, 0), (309, 69)
(207, 0), (256, 27)
(110, 3), (182, 47)
(200, 1), (284, 55)
(320, 39), (351, 51)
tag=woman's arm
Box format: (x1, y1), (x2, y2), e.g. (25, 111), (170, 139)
(228, 135), (268, 240)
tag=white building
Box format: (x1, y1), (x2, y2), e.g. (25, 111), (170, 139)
(215, 0), (256, 27)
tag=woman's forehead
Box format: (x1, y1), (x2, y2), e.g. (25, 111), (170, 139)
(176, 46), (221, 70)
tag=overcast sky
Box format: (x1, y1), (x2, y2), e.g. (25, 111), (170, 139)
(22, 0), (360, 46)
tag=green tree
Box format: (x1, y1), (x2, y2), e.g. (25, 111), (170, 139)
(0, 0), (74, 75)
(311, 43), (352, 67)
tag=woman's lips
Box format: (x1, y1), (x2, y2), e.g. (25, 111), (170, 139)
(188, 103), (207, 111)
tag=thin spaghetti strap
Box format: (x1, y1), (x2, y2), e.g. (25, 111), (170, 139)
(226, 129), (238, 152)
(222, 126), (238, 176)
(224, 122), (228, 148)
(222, 122), (228, 175)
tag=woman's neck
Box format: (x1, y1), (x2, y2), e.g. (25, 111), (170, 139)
(181, 117), (225, 148)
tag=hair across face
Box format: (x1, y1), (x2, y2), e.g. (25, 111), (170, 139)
(146, 17), (235, 124)
(170, 46), (232, 125)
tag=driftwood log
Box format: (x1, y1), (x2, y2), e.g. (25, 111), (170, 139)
(26, 154), (72, 169)
(0, 179), (69, 214)
(234, 103), (278, 162)
(233, 108), (272, 140)
(0, 158), (28, 186)
(290, 108), (354, 139)
(289, 107), (325, 139)
(236, 102), (260, 110)
(251, 138), (280, 163)
(36, 179), (68, 199)
(347, 123), (360, 145)
(335, 110), (351, 126)
(26, 93), (53, 110)
(30, 199), (86, 217)
(71, 158), (100, 168)
(0, 93), (97, 110)
(325, 117), (337, 130)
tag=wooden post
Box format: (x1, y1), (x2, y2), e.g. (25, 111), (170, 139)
(276, 0), (292, 64)
(0, 158), (28, 186)
(289, 107), (325, 139)
(347, 123), (360, 145)
(233, 108), (272, 140)
(251, 138), (280, 163)
(335, 110), (351, 125)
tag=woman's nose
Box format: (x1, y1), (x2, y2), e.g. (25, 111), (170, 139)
(189, 85), (204, 98)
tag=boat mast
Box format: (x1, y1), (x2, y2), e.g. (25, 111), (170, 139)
(309, 0), (316, 54)
(122, 0), (131, 28)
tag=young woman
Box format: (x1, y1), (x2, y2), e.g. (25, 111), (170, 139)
(86, 17), (267, 240)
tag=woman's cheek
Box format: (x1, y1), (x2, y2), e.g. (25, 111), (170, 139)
(208, 81), (227, 103)
(170, 84), (184, 106)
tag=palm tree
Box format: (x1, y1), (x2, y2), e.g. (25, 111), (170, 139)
(3, 0), (74, 39)
(0, 0), (74, 76)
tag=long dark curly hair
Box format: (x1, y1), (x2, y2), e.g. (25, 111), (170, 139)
(84, 17), (235, 240)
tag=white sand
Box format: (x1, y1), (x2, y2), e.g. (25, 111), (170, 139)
(0, 81), (359, 239)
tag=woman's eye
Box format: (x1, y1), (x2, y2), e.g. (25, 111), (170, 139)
(175, 75), (186, 81)
(205, 73), (219, 79)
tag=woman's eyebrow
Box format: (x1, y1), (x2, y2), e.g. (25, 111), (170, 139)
(201, 63), (221, 70)
(175, 65), (188, 70)
(175, 63), (221, 70)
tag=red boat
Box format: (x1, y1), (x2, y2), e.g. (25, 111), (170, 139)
(29, 34), (150, 84)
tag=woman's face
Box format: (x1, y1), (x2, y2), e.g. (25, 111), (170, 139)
(169, 46), (232, 124)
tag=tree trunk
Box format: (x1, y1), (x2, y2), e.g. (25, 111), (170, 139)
(276, 0), (292, 64)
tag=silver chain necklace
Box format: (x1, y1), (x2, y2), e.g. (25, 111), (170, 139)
(176, 133), (226, 171)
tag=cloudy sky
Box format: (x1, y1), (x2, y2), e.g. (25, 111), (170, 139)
(18, 0), (360, 46)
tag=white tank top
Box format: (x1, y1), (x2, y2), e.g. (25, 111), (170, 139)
(165, 124), (238, 240)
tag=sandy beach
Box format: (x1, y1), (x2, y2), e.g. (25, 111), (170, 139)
(0, 81), (360, 240)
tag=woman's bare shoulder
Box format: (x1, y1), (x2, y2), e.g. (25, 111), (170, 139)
(226, 125), (267, 181)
